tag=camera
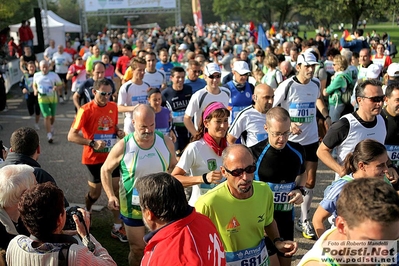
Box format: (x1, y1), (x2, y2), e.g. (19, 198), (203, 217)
(63, 206), (84, 230)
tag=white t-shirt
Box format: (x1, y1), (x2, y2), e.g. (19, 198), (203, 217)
(118, 80), (150, 133)
(44, 47), (57, 60)
(273, 76), (320, 145)
(176, 139), (224, 206)
(52, 52), (73, 74)
(185, 87), (230, 130)
(228, 105), (267, 147)
(143, 70), (166, 89)
(33, 71), (62, 96)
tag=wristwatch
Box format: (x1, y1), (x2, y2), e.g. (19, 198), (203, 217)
(89, 140), (95, 148)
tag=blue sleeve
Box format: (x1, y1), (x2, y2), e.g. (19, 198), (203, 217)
(319, 179), (348, 214)
(340, 37), (355, 49)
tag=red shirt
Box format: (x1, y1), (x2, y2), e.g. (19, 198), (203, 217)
(116, 55), (132, 75)
(64, 47), (77, 58)
(67, 64), (86, 83)
(141, 208), (226, 266)
(72, 101), (119, 164)
(18, 26), (29, 42)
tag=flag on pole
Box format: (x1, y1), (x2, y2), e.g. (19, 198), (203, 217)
(249, 21), (258, 43)
(257, 24), (269, 49)
(269, 25), (276, 36)
(192, 0), (204, 36)
(343, 30), (352, 41)
(127, 20), (133, 37)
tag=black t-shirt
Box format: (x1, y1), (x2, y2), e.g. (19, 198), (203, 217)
(108, 51), (123, 68)
(161, 84), (193, 112)
(322, 112), (379, 149)
(22, 54), (36, 63)
(381, 108), (399, 145)
(250, 139), (306, 184)
(76, 78), (115, 105)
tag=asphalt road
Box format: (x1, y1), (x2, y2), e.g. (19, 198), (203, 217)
(0, 86), (335, 265)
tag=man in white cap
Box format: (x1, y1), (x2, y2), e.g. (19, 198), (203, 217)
(384, 63), (399, 93)
(224, 61), (254, 123)
(273, 51), (331, 240)
(366, 64), (381, 80)
(183, 62), (231, 136)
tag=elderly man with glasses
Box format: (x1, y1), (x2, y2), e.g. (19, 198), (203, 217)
(196, 143), (298, 266)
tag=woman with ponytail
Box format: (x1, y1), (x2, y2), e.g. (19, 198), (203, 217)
(312, 139), (391, 238)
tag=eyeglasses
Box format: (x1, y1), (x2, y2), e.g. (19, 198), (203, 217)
(191, 70), (202, 74)
(223, 164), (256, 177)
(96, 90), (112, 96)
(77, 58), (83, 61)
(239, 73), (250, 77)
(208, 74), (221, 79)
(360, 95), (385, 102)
(269, 131), (291, 138)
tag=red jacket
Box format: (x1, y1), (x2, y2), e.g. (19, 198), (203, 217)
(141, 207), (226, 266)
(18, 26), (29, 42)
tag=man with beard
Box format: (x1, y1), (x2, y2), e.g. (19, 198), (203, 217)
(101, 104), (177, 266)
(250, 107), (306, 266)
(135, 172), (226, 266)
(227, 84), (274, 146)
(196, 144), (298, 266)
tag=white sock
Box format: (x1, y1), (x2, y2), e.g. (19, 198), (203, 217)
(113, 223), (122, 231)
(300, 188), (313, 223)
(47, 132), (52, 139)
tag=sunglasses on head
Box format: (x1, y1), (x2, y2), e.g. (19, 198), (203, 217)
(96, 90), (112, 96)
(224, 164), (256, 177)
(208, 74), (221, 79)
(360, 95), (385, 102)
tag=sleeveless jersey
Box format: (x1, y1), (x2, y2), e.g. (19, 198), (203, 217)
(119, 132), (171, 219)
(225, 81), (253, 123)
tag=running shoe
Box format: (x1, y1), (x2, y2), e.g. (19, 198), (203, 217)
(111, 226), (128, 243)
(59, 96), (64, 104)
(47, 133), (53, 144)
(295, 219), (316, 239)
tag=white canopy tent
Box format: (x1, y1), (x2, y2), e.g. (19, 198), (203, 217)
(8, 10), (81, 47)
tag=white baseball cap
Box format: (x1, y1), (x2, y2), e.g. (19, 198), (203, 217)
(366, 64), (381, 79)
(233, 61), (251, 75)
(204, 63), (221, 76)
(297, 52), (319, 66)
(178, 43), (188, 50)
(387, 63), (399, 77)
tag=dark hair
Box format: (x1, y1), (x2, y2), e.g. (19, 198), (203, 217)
(343, 139), (387, 175)
(337, 178), (399, 228)
(326, 48), (340, 57)
(19, 182), (65, 241)
(93, 61), (106, 69)
(147, 87), (161, 98)
(355, 28), (364, 37)
(192, 102), (230, 142)
(352, 52), (359, 59)
(123, 44), (132, 51)
(146, 51), (156, 58)
(10, 127), (39, 156)
(385, 82), (399, 98)
(356, 79), (383, 99)
(171, 66), (185, 77)
(135, 172), (188, 222)
(93, 79), (111, 90)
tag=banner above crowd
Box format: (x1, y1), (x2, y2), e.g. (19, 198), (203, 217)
(84, 0), (176, 11)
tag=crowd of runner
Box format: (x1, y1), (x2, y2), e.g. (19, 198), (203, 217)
(1, 21), (399, 265)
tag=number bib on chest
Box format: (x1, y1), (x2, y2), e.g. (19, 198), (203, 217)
(131, 95), (147, 104)
(225, 239), (269, 266)
(94, 134), (117, 153)
(267, 182), (295, 212)
(172, 110), (185, 124)
(289, 102), (315, 123)
(386, 145), (399, 167)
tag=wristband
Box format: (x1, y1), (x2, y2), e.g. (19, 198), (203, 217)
(325, 115), (331, 120)
(273, 237), (284, 244)
(293, 186), (306, 196)
(202, 173), (211, 184)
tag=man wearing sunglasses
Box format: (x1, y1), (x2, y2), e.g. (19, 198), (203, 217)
(196, 144), (298, 266)
(184, 60), (206, 93)
(184, 63), (230, 136)
(317, 79), (394, 182)
(250, 107), (306, 266)
(68, 78), (126, 243)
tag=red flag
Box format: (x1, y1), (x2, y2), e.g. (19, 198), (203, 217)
(127, 20), (133, 38)
(343, 29), (352, 41)
(270, 25), (276, 36)
(249, 21), (255, 32)
(192, 0), (204, 36)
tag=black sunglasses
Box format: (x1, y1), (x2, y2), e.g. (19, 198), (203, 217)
(96, 90), (112, 96)
(360, 95), (385, 102)
(224, 164), (256, 177)
(239, 73), (250, 77)
(208, 74), (221, 79)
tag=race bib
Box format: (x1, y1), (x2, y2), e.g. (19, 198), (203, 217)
(131, 187), (140, 206)
(386, 145), (399, 167)
(231, 106), (245, 121)
(267, 182), (295, 211)
(39, 85), (52, 94)
(131, 95), (147, 104)
(225, 239), (269, 266)
(288, 102), (315, 123)
(93, 134), (117, 153)
(172, 110), (185, 124)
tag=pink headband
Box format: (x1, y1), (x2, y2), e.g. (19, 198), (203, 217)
(203, 102), (227, 121)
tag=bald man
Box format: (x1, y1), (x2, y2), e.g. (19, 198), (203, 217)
(227, 83), (274, 146)
(101, 104), (177, 266)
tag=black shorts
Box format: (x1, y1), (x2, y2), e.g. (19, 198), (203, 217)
(265, 210), (294, 257)
(174, 126), (190, 155)
(303, 141), (319, 162)
(86, 163), (120, 184)
(57, 73), (67, 84)
(26, 92), (40, 116)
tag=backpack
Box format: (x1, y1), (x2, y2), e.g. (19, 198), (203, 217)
(341, 75), (355, 105)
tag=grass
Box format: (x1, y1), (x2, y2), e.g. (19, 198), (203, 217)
(90, 209), (130, 266)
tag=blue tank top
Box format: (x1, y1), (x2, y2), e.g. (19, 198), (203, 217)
(225, 81), (253, 121)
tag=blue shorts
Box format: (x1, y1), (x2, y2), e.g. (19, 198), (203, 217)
(120, 214), (144, 227)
